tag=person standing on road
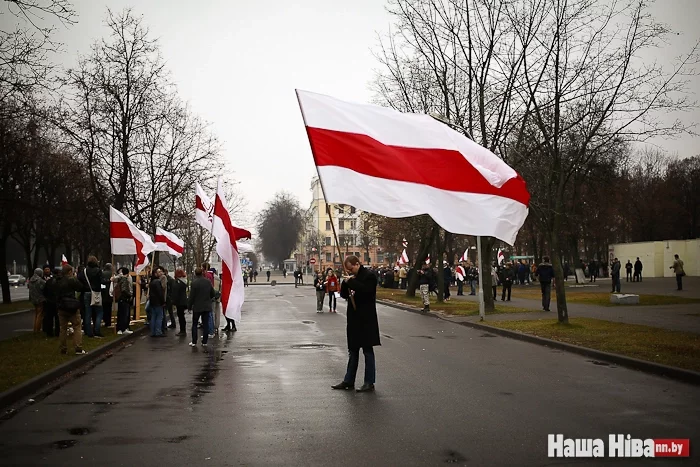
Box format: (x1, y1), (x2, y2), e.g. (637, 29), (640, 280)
(28, 268), (46, 332)
(588, 260), (597, 282)
(189, 267), (215, 347)
(417, 263), (433, 312)
(491, 264), (499, 300)
(456, 262), (466, 296)
(500, 263), (514, 301)
(100, 263), (114, 329)
(670, 254), (685, 291)
(326, 269), (339, 312)
(173, 268), (188, 336)
(83, 256), (106, 338)
(314, 271), (326, 313)
(535, 257), (554, 311)
(634, 257), (643, 282)
(114, 267), (133, 335)
(611, 258), (622, 293)
(625, 260), (633, 282)
(56, 264), (87, 355)
(332, 255), (380, 393)
(266, 270), (271, 282)
(467, 261), (478, 295)
(149, 268), (166, 338)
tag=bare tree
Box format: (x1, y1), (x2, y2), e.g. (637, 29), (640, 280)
(516, 0), (699, 323)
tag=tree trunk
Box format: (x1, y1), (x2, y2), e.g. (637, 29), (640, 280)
(550, 213), (569, 323)
(436, 228), (444, 303)
(480, 236), (495, 312)
(406, 224), (437, 298)
(1, 232), (11, 304)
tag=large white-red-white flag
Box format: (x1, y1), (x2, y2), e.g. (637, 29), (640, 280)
(296, 90), (530, 245)
(110, 207), (156, 273)
(212, 180), (252, 322)
(155, 228), (185, 257)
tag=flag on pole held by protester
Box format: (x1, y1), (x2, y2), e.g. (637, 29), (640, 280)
(195, 183), (252, 243)
(211, 180), (251, 323)
(398, 249), (409, 265)
(109, 207), (156, 273)
(296, 90), (530, 245)
(456, 264), (466, 282)
(497, 249), (505, 265)
(61, 254), (68, 266)
(236, 241), (254, 254)
(154, 228), (185, 257)
(460, 249), (469, 262)
(425, 254), (431, 265)
(402, 238), (408, 248)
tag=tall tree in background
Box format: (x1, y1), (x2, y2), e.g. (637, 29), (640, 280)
(257, 192), (304, 268)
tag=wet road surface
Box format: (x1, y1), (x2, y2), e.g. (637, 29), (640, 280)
(0, 285), (697, 466)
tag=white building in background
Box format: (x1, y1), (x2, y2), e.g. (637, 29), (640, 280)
(608, 239), (699, 277)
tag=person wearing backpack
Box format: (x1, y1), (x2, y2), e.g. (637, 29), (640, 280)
(114, 267), (133, 335)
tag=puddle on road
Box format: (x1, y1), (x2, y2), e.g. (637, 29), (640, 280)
(480, 333), (497, 338)
(411, 335), (435, 339)
(189, 334), (233, 406)
(498, 392), (514, 396)
(68, 427), (90, 436)
(291, 343), (334, 349)
(301, 320), (315, 324)
(444, 449), (468, 463)
(588, 360), (616, 368)
(51, 440), (77, 449)
(381, 334), (393, 339)
(167, 435), (189, 443)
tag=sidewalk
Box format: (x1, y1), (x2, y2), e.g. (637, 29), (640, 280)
(445, 280), (700, 333)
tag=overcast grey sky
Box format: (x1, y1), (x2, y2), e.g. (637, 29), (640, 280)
(11, 0), (700, 219)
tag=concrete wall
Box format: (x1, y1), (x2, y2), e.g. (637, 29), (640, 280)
(609, 239), (699, 277)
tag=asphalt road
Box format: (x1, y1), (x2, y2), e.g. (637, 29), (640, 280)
(0, 285), (697, 466)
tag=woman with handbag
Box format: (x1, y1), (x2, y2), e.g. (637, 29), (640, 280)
(56, 264), (88, 355)
(82, 256), (105, 338)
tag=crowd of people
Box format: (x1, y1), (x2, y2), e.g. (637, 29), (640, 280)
(25, 257), (244, 355)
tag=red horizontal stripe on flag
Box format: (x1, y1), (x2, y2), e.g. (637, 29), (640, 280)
(110, 222), (133, 239)
(155, 234), (184, 254)
(307, 127), (530, 206)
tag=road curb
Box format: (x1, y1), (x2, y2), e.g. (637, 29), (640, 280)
(377, 299), (700, 386)
(0, 326), (149, 414)
(0, 308), (32, 317)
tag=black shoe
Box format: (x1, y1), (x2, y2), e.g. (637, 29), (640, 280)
(222, 327), (230, 332)
(231, 327), (237, 332)
(356, 383), (375, 393)
(331, 381), (354, 390)
(168, 325), (176, 329)
(176, 332), (186, 336)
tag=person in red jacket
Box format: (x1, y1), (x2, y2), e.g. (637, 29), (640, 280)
(325, 270), (339, 313)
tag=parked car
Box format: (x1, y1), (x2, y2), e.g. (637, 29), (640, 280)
(8, 274), (26, 286)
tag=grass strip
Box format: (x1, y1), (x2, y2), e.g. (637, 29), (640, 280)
(376, 289), (539, 316)
(508, 288), (700, 307)
(0, 300), (32, 314)
(487, 317), (700, 372)
(0, 323), (144, 393)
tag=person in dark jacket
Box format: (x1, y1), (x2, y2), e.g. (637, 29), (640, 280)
(173, 269), (188, 335)
(634, 257), (643, 282)
(443, 263), (452, 301)
(313, 271), (326, 313)
(611, 258), (622, 293)
(113, 267), (133, 335)
(500, 263), (515, 301)
(536, 257), (555, 311)
(148, 268), (166, 337)
(188, 267), (215, 347)
(56, 265), (88, 355)
(164, 269), (177, 330)
(625, 260), (633, 282)
(101, 263), (113, 328)
(42, 267), (61, 337)
(332, 256), (380, 393)
(83, 256), (107, 338)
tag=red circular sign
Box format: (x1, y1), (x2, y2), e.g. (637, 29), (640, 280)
(309, 258), (317, 264)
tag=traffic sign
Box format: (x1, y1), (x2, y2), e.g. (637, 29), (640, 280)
(309, 258), (317, 264)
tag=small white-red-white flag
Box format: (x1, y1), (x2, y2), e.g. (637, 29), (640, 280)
(296, 90), (530, 244)
(109, 207), (156, 273)
(402, 238), (408, 248)
(61, 254), (68, 266)
(460, 248), (469, 262)
(497, 249), (505, 265)
(195, 182), (214, 230)
(425, 254), (431, 265)
(155, 228), (185, 257)
(398, 249), (409, 265)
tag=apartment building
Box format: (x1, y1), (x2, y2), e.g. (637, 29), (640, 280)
(295, 177), (386, 271)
